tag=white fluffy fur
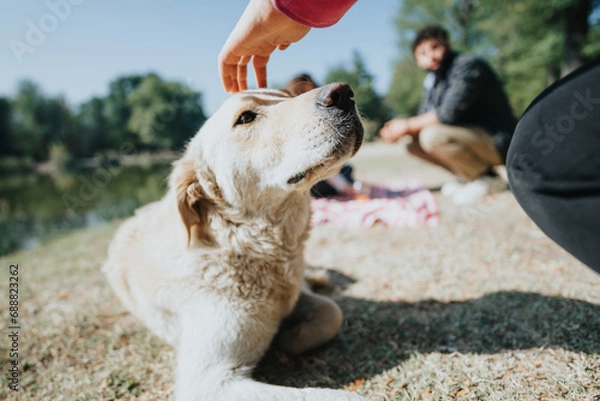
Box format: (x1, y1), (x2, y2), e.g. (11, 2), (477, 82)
(102, 85), (368, 400)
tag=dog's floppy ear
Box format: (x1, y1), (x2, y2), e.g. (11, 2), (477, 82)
(170, 158), (214, 247)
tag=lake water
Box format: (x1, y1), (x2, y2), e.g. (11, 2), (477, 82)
(0, 162), (172, 255)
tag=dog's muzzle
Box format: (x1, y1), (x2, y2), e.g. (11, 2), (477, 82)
(317, 83), (364, 155)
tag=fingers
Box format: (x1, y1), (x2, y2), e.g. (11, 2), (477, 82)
(218, 56), (250, 93)
(252, 55), (270, 89)
(236, 56), (251, 92)
(218, 51), (239, 93)
(379, 122), (400, 143)
(219, 47), (272, 92)
(219, 56), (270, 92)
(379, 122), (390, 142)
(218, 0), (311, 93)
(219, 58), (269, 92)
(379, 129), (392, 143)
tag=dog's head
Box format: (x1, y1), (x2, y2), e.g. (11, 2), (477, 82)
(171, 83), (364, 244)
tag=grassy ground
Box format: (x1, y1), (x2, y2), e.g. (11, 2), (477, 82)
(1, 142), (599, 400)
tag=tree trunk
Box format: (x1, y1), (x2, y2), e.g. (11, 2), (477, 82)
(562, 0), (592, 77)
(453, 0), (477, 49)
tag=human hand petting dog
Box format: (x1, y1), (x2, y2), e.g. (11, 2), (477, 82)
(219, 0), (357, 92)
(219, 0), (311, 92)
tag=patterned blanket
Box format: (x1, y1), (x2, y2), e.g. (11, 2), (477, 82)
(310, 179), (439, 228)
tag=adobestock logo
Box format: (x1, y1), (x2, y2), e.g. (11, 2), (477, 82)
(8, 0), (88, 64)
(508, 85), (599, 182)
(530, 88), (600, 156)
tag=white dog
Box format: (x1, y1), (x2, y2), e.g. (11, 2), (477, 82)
(103, 83), (369, 401)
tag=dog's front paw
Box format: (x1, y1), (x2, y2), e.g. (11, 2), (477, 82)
(277, 289), (343, 354)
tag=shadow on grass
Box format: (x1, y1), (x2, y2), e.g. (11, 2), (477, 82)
(255, 272), (600, 389)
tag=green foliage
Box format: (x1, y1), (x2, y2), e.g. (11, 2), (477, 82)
(48, 143), (72, 171)
(0, 98), (12, 156)
(394, 0), (480, 53)
(385, 57), (428, 118)
(583, 22), (600, 56)
(10, 80), (76, 161)
(0, 73), (207, 165)
(77, 97), (109, 157)
(104, 75), (144, 149)
(475, 0), (580, 113)
(325, 51), (391, 142)
(127, 74), (206, 150)
(10, 80), (48, 160)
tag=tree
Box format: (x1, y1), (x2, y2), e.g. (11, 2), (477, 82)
(44, 96), (77, 159)
(10, 80), (46, 159)
(0, 73), (209, 163)
(127, 74), (207, 150)
(10, 81), (75, 161)
(0, 98), (12, 156)
(393, 0), (481, 55)
(563, 0), (594, 74)
(104, 75), (145, 149)
(385, 57), (427, 118)
(77, 97), (109, 157)
(583, 3), (600, 57)
(325, 51), (391, 142)
(477, 0), (599, 112)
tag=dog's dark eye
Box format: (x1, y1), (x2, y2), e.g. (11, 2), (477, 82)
(235, 111), (258, 125)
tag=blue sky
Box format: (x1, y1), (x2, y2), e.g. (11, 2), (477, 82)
(1, 0), (401, 115)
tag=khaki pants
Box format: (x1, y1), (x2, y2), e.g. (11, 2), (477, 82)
(407, 124), (503, 181)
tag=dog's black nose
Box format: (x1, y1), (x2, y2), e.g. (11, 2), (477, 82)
(317, 83), (355, 112)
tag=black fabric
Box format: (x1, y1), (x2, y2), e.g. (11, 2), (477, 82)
(506, 58), (600, 272)
(420, 51), (518, 161)
(310, 164), (354, 198)
(310, 180), (338, 198)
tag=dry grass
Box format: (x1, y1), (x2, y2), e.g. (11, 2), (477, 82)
(1, 142), (599, 400)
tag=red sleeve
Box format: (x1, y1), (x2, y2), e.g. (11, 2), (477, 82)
(272, 0), (357, 28)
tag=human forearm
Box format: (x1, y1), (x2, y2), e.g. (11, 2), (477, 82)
(406, 111), (440, 136)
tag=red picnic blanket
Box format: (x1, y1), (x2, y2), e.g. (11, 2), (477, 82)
(310, 179), (439, 228)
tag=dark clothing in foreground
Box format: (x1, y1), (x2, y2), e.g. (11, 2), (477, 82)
(507, 58), (600, 272)
(420, 51), (518, 161)
(311, 164), (354, 198)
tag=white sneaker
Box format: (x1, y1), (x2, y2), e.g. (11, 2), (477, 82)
(440, 180), (465, 197)
(452, 175), (507, 205)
